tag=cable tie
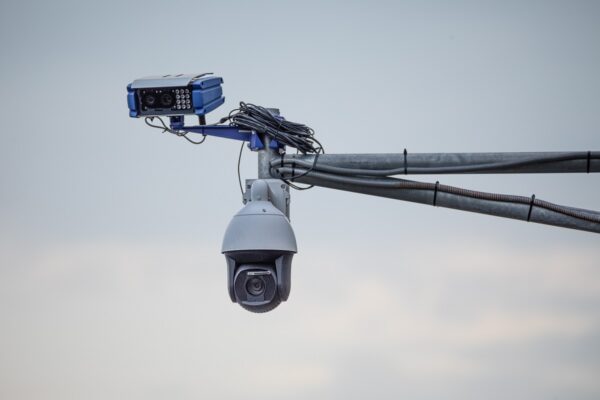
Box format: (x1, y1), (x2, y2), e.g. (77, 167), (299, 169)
(587, 151), (591, 173)
(403, 148), (408, 175)
(527, 194), (536, 222)
(433, 181), (439, 206)
(280, 154), (285, 168)
(291, 162), (296, 181)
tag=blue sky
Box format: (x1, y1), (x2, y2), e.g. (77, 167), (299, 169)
(0, 1), (599, 399)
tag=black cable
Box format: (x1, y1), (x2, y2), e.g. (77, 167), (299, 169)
(144, 106), (324, 190)
(222, 102), (324, 154)
(272, 152), (316, 190)
(181, 134), (207, 145)
(144, 117), (207, 144)
(220, 102), (325, 191)
(274, 166), (600, 224)
(237, 141), (245, 197)
(275, 151), (599, 194)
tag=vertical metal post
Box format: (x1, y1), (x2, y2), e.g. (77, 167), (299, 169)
(255, 133), (291, 220)
(257, 134), (279, 179)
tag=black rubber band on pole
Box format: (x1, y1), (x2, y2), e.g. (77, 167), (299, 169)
(433, 181), (439, 206)
(527, 194), (536, 222)
(587, 151), (591, 173)
(403, 148), (408, 175)
(280, 154), (285, 168)
(291, 162), (296, 180)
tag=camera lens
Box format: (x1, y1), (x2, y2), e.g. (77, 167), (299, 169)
(143, 94), (156, 107)
(246, 277), (266, 296)
(160, 93), (174, 107)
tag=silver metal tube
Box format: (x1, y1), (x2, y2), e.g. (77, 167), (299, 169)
(280, 171), (600, 234)
(282, 152), (600, 174)
(257, 134), (279, 179)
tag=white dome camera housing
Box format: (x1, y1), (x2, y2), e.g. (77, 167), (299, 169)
(221, 180), (297, 313)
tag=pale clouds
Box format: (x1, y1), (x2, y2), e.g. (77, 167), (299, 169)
(1, 0), (599, 399)
(0, 238), (598, 399)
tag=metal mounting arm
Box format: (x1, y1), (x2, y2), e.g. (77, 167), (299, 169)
(267, 151), (600, 234)
(280, 151), (600, 174)
(168, 116), (283, 151)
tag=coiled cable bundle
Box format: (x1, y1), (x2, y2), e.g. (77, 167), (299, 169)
(222, 102), (324, 155)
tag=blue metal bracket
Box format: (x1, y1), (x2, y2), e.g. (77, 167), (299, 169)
(169, 116), (282, 151)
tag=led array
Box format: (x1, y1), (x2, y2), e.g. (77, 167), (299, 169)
(175, 88), (191, 110)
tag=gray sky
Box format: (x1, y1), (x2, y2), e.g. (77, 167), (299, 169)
(0, 1), (599, 399)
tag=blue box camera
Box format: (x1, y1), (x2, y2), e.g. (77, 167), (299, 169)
(127, 73), (224, 118)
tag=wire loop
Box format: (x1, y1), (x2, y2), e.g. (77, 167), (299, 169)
(227, 102), (324, 155)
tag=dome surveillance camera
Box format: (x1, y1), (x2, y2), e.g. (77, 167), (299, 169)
(221, 180), (297, 313)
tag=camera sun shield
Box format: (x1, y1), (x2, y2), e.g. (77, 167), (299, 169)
(127, 73), (224, 118)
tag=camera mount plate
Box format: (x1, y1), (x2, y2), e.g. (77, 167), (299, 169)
(168, 116), (284, 152)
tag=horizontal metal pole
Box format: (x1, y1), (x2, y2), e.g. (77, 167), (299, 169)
(277, 170), (600, 234)
(282, 152), (600, 174)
